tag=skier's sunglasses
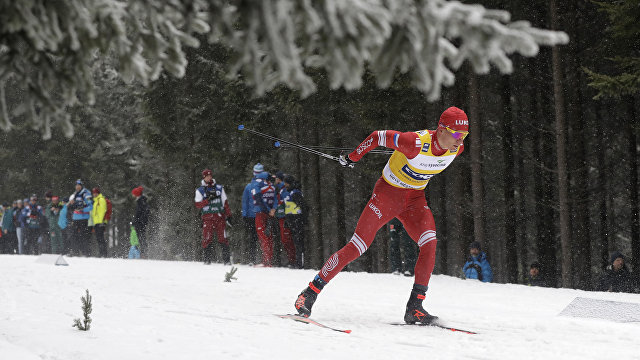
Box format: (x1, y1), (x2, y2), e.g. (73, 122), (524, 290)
(440, 125), (469, 140)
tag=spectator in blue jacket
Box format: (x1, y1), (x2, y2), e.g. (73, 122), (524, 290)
(250, 171), (277, 266)
(58, 198), (70, 253)
(463, 241), (493, 283)
(68, 179), (93, 256)
(241, 163), (262, 265)
(23, 195), (44, 255)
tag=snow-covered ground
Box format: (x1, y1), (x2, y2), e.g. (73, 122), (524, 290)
(1, 255), (639, 360)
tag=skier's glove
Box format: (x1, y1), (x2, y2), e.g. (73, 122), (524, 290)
(339, 151), (355, 168)
(226, 216), (233, 227)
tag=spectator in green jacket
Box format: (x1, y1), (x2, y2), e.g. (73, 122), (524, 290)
(91, 188), (108, 257)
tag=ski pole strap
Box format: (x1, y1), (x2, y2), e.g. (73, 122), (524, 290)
(238, 125), (341, 162)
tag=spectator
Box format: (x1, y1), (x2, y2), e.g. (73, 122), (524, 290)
(41, 190), (53, 252)
(284, 175), (307, 269)
(250, 171), (277, 267)
(23, 195), (44, 255)
(91, 187), (108, 257)
(47, 196), (64, 254)
(0, 204), (3, 252)
(526, 261), (547, 287)
(241, 163), (262, 265)
(131, 186), (150, 257)
(57, 197), (70, 254)
(68, 179), (93, 256)
(388, 218), (418, 276)
(597, 251), (638, 293)
(15, 199), (25, 254)
(194, 169), (232, 265)
(128, 223), (141, 259)
(462, 241), (493, 283)
(2, 202), (17, 253)
(274, 171), (296, 267)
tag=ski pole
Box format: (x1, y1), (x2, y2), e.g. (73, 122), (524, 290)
(276, 143), (393, 155)
(238, 125), (341, 162)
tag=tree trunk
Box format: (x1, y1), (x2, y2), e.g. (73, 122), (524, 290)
(533, 57), (558, 286)
(334, 122), (347, 257)
(468, 72), (485, 248)
(501, 75), (518, 283)
(310, 119), (324, 268)
(594, 102), (610, 271)
(627, 96), (640, 274)
(550, 0), (573, 288)
(565, 0), (591, 290)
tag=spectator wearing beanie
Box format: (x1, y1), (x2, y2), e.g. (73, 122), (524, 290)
(23, 194), (44, 255)
(131, 186), (150, 257)
(249, 171), (277, 266)
(283, 175), (307, 269)
(68, 179), (93, 256)
(462, 241), (493, 283)
(273, 171), (296, 267)
(241, 163), (262, 264)
(526, 262), (547, 287)
(597, 252), (638, 293)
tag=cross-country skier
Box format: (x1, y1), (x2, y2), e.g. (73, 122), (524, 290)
(294, 106), (469, 324)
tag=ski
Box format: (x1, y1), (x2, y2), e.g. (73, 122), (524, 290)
(276, 314), (352, 334)
(390, 322), (477, 334)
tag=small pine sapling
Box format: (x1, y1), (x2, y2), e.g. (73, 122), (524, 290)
(224, 266), (238, 282)
(72, 289), (93, 331)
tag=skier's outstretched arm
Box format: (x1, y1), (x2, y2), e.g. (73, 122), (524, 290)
(347, 131), (422, 163)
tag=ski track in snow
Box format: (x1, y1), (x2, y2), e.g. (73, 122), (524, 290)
(1, 255), (639, 360)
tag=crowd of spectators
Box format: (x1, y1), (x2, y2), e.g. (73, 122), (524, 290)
(0, 179), (150, 259)
(239, 163), (307, 268)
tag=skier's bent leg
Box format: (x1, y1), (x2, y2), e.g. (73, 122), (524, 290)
(295, 181), (401, 317)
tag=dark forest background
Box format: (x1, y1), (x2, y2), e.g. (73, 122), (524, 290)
(1, 0), (638, 290)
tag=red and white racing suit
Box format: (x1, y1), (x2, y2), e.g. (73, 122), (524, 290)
(318, 129), (464, 287)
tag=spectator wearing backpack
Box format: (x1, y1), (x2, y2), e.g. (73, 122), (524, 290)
(250, 171), (277, 267)
(91, 187), (109, 257)
(132, 186), (150, 257)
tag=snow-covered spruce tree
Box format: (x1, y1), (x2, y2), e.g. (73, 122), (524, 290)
(0, 0), (568, 137)
(584, 0), (640, 99)
(72, 289), (93, 331)
(0, 0), (209, 138)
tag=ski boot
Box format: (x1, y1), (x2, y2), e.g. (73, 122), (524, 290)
(294, 275), (326, 317)
(404, 285), (437, 324)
